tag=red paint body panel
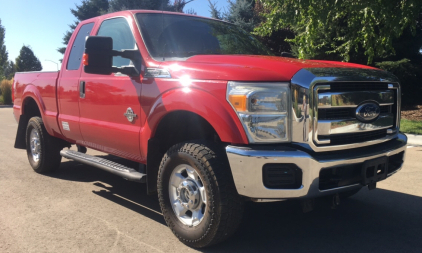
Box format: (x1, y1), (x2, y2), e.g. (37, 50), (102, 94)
(78, 74), (143, 161)
(13, 71), (61, 137)
(12, 10), (379, 163)
(138, 78), (248, 162)
(165, 55), (375, 81)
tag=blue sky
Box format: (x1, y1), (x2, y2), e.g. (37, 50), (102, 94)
(0, 0), (229, 71)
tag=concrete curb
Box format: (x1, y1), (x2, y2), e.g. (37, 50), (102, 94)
(406, 133), (422, 146)
(0, 105), (13, 108)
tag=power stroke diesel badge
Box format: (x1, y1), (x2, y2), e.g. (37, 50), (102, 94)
(356, 102), (380, 122)
(124, 107), (137, 123)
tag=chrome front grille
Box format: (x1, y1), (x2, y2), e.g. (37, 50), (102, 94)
(313, 82), (398, 146)
(328, 82), (389, 91)
(318, 105), (392, 120)
(291, 68), (401, 152)
(319, 129), (388, 145)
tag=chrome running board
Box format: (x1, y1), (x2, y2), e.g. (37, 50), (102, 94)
(60, 150), (146, 183)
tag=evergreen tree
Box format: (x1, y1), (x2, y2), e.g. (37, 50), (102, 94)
(208, 0), (223, 20)
(15, 46), (42, 72)
(58, 0), (109, 55)
(225, 0), (257, 32)
(108, 0), (168, 12)
(4, 61), (16, 80)
(170, 0), (196, 13)
(208, 0), (257, 32)
(0, 19), (8, 80)
(58, 0), (197, 58)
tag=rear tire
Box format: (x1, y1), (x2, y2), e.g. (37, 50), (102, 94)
(26, 117), (62, 173)
(158, 142), (243, 248)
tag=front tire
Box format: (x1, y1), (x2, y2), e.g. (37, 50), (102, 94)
(340, 187), (362, 199)
(26, 117), (62, 173)
(158, 142), (243, 248)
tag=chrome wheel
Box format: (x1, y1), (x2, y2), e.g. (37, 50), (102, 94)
(30, 128), (41, 162)
(169, 164), (206, 227)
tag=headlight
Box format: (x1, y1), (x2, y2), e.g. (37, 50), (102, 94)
(227, 81), (290, 143)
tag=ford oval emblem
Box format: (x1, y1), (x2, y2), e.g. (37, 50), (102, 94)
(356, 102), (380, 122)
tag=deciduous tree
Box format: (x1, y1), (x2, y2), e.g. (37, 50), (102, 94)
(256, 0), (422, 64)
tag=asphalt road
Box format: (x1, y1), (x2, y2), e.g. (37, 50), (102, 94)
(1, 106), (421, 253)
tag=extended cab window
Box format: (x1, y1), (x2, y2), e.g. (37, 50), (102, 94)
(97, 18), (136, 67)
(67, 23), (94, 70)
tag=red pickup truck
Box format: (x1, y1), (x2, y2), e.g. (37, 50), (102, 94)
(12, 10), (407, 248)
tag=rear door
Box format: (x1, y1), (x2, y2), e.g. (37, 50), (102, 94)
(78, 17), (143, 161)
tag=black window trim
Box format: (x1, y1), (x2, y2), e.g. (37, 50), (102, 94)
(66, 22), (95, 71)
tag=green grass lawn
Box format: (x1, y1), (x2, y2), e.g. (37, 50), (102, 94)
(401, 119), (422, 135)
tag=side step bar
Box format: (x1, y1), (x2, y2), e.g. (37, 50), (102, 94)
(60, 150), (146, 183)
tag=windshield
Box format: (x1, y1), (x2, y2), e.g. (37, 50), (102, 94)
(136, 13), (273, 61)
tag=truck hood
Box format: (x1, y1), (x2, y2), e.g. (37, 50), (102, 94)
(162, 55), (377, 82)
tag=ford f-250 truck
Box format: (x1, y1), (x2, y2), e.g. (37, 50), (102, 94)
(12, 10), (407, 248)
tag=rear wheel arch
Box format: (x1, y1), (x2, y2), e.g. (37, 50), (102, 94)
(14, 96), (43, 149)
(22, 96), (42, 119)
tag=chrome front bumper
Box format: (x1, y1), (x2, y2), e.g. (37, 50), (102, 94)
(226, 133), (407, 199)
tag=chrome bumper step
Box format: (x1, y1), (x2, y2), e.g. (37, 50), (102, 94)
(60, 150), (146, 183)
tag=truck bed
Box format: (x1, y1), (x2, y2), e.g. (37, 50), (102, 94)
(13, 71), (61, 137)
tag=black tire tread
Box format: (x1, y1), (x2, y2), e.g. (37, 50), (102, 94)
(158, 141), (243, 248)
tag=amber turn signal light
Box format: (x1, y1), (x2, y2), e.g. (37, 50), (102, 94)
(82, 53), (89, 66)
(228, 94), (247, 112)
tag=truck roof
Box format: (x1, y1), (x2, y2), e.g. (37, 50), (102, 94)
(82, 9), (227, 24)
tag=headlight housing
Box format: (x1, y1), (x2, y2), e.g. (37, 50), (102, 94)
(227, 81), (290, 143)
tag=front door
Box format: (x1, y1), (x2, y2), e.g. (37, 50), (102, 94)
(58, 22), (94, 142)
(78, 17), (142, 161)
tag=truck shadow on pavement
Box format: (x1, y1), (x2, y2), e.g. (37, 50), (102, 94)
(51, 156), (165, 226)
(52, 156), (422, 253)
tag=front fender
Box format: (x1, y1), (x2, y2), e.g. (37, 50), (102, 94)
(140, 87), (248, 155)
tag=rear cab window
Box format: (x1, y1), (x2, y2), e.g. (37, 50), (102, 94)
(67, 23), (95, 70)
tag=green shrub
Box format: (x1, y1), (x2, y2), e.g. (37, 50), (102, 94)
(376, 59), (422, 106)
(0, 79), (13, 105)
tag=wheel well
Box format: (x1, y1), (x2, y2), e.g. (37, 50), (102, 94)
(146, 111), (221, 195)
(23, 97), (41, 119)
(14, 97), (42, 149)
(153, 111), (220, 154)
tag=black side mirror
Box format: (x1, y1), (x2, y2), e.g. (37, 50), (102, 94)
(84, 36), (142, 76)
